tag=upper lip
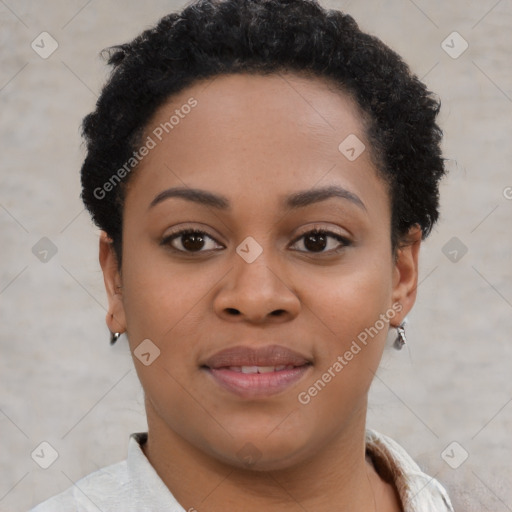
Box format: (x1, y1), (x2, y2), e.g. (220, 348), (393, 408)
(202, 344), (311, 369)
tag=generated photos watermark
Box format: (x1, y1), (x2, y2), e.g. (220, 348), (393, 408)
(297, 302), (403, 405)
(93, 97), (198, 200)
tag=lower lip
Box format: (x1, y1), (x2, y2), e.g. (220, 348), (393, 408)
(205, 366), (311, 399)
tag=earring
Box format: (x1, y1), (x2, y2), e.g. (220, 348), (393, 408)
(110, 331), (121, 345)
(393, 322), (407, 350)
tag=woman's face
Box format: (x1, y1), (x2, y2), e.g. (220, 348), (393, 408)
(102, 72), (420, 470)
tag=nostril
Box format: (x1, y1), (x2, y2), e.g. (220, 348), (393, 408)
(271, 309), (285, 316)
(226, 308), (240, 315)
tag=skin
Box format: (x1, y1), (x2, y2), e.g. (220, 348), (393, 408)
(100, 72), (421, 511)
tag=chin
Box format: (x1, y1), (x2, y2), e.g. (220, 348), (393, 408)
(205, 429), (315, 472)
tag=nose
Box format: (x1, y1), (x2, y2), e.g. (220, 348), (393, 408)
(213, 247), (301, 325)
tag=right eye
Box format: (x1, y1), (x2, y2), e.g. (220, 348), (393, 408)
(161, 229), (224, 253)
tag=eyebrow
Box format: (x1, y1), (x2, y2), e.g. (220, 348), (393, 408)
(148, 185), (366, 211)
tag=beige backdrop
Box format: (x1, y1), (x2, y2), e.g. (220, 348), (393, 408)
(1, 1), (511, 510)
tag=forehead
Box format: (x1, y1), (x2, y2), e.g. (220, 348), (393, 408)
(126, 72), (387, 216)
(144, 71), (368, 153)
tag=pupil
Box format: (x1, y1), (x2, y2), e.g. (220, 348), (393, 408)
(183, 233), (204, 251)
(305, 233), (326, 252)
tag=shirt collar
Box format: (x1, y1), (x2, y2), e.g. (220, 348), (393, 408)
(365, 429), (454, 511)
(127, 433), (186, 511)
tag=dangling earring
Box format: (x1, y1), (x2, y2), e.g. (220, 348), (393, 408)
(108, 311), (123, 345)
(110, 331), (121, 345)
(393, 322), (407, 350)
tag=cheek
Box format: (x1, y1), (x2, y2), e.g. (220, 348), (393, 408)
(119, 251), (224, 398)
(119, 256), (215, 424)
(121, 250), (210, 342)
(300, 259), (394, 398)
(308, 258), (393, 340)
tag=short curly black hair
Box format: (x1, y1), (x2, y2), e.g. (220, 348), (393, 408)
(81, 0), (445, 261)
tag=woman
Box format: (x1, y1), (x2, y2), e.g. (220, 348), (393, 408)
(31, 0), (454, 510)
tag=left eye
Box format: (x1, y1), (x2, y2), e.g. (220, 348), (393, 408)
(290, 229), (350, 253)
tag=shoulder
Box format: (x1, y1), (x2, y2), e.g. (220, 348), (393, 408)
(29, 432), (184, 512)
(29, 459), (130, 512)
(365, 429), (455, 512)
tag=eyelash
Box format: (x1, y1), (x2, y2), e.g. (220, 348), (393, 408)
(160, 227), (351, 255)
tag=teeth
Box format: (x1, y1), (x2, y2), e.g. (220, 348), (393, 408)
(241, 366), (259, 374)
(257, 366), (276, 373)
(229, 365), (294, 373)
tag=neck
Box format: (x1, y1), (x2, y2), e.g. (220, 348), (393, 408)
(142, 401), (380, 512)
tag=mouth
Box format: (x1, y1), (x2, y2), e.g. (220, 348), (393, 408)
(201, 345), (313, 399)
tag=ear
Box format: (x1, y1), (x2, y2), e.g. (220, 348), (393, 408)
(390, 225), (422, 326)
(99, 231), (126, 334)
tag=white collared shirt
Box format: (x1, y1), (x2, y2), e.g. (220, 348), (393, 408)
(30, 429), (454, 511)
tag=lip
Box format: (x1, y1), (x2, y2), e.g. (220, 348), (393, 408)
(201, 344), (312, 399)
